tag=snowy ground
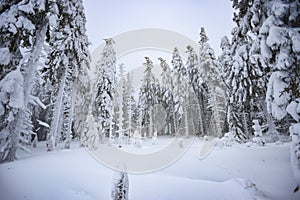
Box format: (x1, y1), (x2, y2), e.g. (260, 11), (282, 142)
(1, 137), (300, 200)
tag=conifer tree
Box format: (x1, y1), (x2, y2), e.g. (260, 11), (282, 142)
(198, 27), (226, 138)
(138, 57), (159, 137)
(123, 72), (135, 138)
(94, 38), (116, 139)
(185, 45), (205, 135)
(116, 64), (125, 147)
(226, 25), (252, 141)
(0, 68), (26, 163)
(158, 57), (177, 135)
(46, 0), (90, 150)
(171, 48), (191, 137)
(0, 0), (51, 160)
(230, 0), (300, 140)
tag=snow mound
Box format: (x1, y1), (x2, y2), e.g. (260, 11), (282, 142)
(130, 175), (269, 200)
(0, 140), (299, 200)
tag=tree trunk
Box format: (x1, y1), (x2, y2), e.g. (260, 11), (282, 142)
(48, 73), (66, 151)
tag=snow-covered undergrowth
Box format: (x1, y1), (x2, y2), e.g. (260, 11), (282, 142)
(0, 138), (299, 200)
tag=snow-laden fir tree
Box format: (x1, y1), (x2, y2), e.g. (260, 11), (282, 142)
(254, 0), (300, 189)
(116, 64), (126, 147)
(198, 28), (214, 135)
(0, 0), (52, 160)
(217, 36), (233, 134)
(185, 45), (205, 136)
(261, 1), (300, 131)
(21, 1), (49, 148)
(226, 1), (260, 142)
(287, 98), (300, 192)
(219, 35), (244, 142)
(171, 48), (191, 137)
(225, 25), (252, 142)
(46, 0), (90, 150)
(220, 49), (244, 141)
(231, 0), (299, 139)
(123, 72), (135, 138)
(138, 57), (159, 137)
(0, 68), (26, 163)
(94, 38), (117, 140)
(198, 27), (226, 138)
(230, 0), (279, 140)
(71, 4), (91, 145)
(158, 57), (177, 135)
(249, 36), (277, 140)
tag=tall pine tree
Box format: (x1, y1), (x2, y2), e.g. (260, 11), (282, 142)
(0, 0), (51, 161)
(138, 57), (159, 137)
(94, 38), (117, 139)
(171, 48), (191, 137)
(158, 57), (177, 135)
(198, 27), (226, 138)
(46, 0), (90, 150)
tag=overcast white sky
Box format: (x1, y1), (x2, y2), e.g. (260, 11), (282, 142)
(82, 0), (235, 57)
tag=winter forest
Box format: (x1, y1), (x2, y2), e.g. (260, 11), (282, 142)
(0, 0), (300, 200)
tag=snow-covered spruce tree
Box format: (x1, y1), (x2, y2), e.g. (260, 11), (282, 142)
(111, 170), (129, 200)
(138, 57), (159, 137)
(219, 39), (243, 141)
(217, 36), (233, 134)
(61, 0), (90, 149)
(185, 45), (205, 136)
(123, 72), (135, 138)
(252, 0), (300, 189)
(231, 0), (299, 139)
(249, 36), (277, 140)
(158, 57), (177, 135)
(261, 1), (300, 135)
(93, 38), (117, 141)
(115, 64), (126, 147)
(171, 48), (191, 137)
(198, 27), (226, 138)
(226, 24), (252, 142)
(46, 0), (90, 150)
(227, 0), (260, 142)
(0, 68), (26, 163)
(230, 0), (279, 140)
(0, 0), (53, 160)
(197, 28), (214, 135)
(68, 3), (91, 145)
(287, 99), (300, 192)
(21, 1), (50, 148)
